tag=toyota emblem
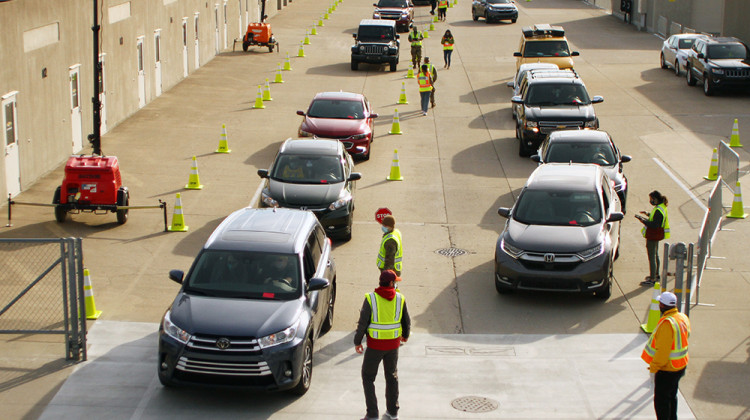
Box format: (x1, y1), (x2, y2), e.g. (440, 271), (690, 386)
(216, 338), (231, 350)
(544, 253), (555, 263)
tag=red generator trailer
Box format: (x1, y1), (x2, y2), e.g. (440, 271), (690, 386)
(242, 22), (278, 52)
(52, 155), (129, 224)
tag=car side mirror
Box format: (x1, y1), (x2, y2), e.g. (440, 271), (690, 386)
(373, 2), (377, 5)
(257, 169), (269, 178)
(348, 172), (362, 181)
(506, 81), (515, 88)
(497, 207), (511, 218)
(169, 269), (184, 285)
(296, 110), (305, 116)
(697, 52), (704, 59)
(307, 277), (330, 292)
(371, 113), (379, 118)
(620, 155), (632, 163)
(571, 51), (580, 56)
(531, 154), (541, 163)
(353, 33), (358, 39)
(395, 34), (400, 39)
(513, 52), (522, 57)
(591, 96), (604, 104)
(511, 95), (523, 104)
(607, 212), (625, 223)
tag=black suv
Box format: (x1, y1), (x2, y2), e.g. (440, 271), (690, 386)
(512, 69), (603, 157)
(351, 19), (400, 72)
(685, 36), (750, 96)
(158, 208), (336, 395)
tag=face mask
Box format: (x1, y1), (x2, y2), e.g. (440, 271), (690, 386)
(650, 199), (657, 206)
(382, 226), (390, 233)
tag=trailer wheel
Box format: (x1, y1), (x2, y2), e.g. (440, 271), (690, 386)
(117, 188), (129, 225)
(53, 186), (67, 223)
(242, 42), (250, 52)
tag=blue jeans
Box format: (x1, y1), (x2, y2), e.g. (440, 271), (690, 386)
(443, 49), (453, 67)
(420, 91), (431, 112)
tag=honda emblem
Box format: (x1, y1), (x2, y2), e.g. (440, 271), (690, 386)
(544, 253), (555, 263)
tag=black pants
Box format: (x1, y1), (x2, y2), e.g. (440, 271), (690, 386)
(646, 239), (661, 279)
(654, 368), (685, 420)
(362, 346), (399, 417)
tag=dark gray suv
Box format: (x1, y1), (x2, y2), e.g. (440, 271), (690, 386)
(494, 164), (623, 300)
(158, 208), (336, 395)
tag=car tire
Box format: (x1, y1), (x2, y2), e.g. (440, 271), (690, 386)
(674, 60), (680, 76)
(390, 61), (397, 72)
(495, 278), (513, 294)
(515, 123), (521, 139)
(472, 11), (478, 21)
(594, 263), (613, 300)
(686, 65), (697, 86)
(511, 18), (517, 23)
(290, 337), (313, 396)
(485, 12), (490, 23)
(351, 60), (358, 71)
(321, 283), (336, 334)
(660, 53), (668, 69)
(703, 74), (715, 96)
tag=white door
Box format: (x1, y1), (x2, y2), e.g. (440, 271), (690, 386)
(182, 18), (189, 77)
(194, 13), (200, 69)
(223, 2), (228, 50)
(3, 92), (21, 197)
(238, 0), (243, 38)
(245, 0), (249, 29)
(136, 37), (146, 108)
(154, 30), (162, 97)
(69, 65), (83, 153)
(99, 53), (108, 134)
(214, 5), (220, 54)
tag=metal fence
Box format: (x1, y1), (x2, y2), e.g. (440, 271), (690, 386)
(718, 140), (740, 190)
(0, 237), (87, 361)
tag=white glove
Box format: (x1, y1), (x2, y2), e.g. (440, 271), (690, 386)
(649, 372), (655, 386)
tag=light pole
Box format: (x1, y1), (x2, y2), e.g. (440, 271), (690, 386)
(89, 0), (103, 156)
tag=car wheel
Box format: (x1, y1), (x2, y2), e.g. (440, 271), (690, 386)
(594, 263), (613, 300)
(495, 277), (513, 294)
(290, 337), (313, 396)
(351, 60), (358, 71)
(660, 53), (668, 69)
(321, 284), (336, 334)
(703, 74), (715, 96)
(472, 11), (478, 21)
(515, 123), (521, 139)
(674, 60), (680, 76)
(511, 18), (517, 23)
(686, 65), (696, 86)
(390, 61), (397, 72)
(518, 137), (531, 157)
(485, 12), (490, 23)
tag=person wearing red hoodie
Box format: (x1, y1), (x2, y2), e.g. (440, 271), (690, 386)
(355, 270), (411, 420)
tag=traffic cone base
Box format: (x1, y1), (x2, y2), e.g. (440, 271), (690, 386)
(703, 148), (718, 180)
(389, 109), (403, 135)
(640, 281), (661, 334)
(216, 124), (231, 153)
(387, 149), (404, 181)
(729, 118), (742, 147)
(185, 156), (204, 190)
(83, 269), (102, 320)
(728, 181), (748, 219)
(168, 193), (189, 232)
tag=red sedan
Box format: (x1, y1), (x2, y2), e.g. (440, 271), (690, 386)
(297, 92), (378, 160)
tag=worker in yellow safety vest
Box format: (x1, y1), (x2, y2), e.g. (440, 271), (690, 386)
(407, 26), (423, 69)
(377, 215), (403, 276)
(355, 270), (411, 420)
(437, 0), (449, 21)
(635, 190), (670, 286)
(441, 29), (454, 69)
(423, 57), (438, 108)
(417, 64), (433, 116)
(641, 291), (690, 420)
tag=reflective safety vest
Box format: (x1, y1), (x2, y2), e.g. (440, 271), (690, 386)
(409, 32), (423, 47)
(641, 203), (670, 239)
(417, 72), (432, 92)
(442, 39), (454, 50)
(377, 229), (403, 271)
(641, 312), (690, 369)
(426, 63), (436, 79)
(365, 292), (405, 339)
(438, 0), (448, 8)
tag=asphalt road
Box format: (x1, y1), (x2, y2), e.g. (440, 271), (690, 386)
(1, 0), (749, 418)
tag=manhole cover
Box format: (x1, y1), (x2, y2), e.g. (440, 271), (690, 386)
(451, 396), (499, 413)
(436, 247), (467, 257)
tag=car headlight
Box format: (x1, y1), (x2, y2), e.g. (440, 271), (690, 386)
(584, 120), (597, 128)
(578, 244), (603, 261)
(261, 191), (279, 208)
(350, 133), (368, 140)
(501, 238), (524, 259)
(373, 12), (381, 18)
(360, 46), (365, 53)
(258, 320), (299, 349)
(162, 310), (191, 344)
(383, 46), (388, 53)
(711, 68), (724, 74)
(298, 129), (314, 137)
(329, 194), (353, 211)
(525, 120), (538, 129)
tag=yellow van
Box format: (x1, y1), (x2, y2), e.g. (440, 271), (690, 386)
(514, 24), (579, 70)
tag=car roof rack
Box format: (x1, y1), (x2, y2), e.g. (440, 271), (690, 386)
(528, 69), (578, 79)
(522, 24), (565, 38)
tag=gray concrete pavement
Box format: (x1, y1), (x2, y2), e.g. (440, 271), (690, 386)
(1, 0), (750, 418)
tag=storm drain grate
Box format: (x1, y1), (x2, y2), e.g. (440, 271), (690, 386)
(435, 247), (468, 257)
(451, 396), (499, 413)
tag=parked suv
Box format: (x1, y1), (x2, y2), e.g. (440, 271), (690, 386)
(685, 36), (750, 96)
(372, 0), (413, 33)
(512, 69), (603, 156)
(471, 0), (518, 24)
(351, 19), (400, 72)
(494, 164), (623, 300)
(158, 207), (336, 394)
(514, 24), (579, 70)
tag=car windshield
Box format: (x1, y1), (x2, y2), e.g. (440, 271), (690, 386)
(545, 142), (616, 166)
(184, 250), (300, 300)
(526, 84), (591, 106)
(514, 190), (601, 226)
(358, 26), (394, 42)
(678, 38), (697, 49)
(271, 155), (344, 184)
(523, 40), (570, 57)
(377, 0), (408, 7)
(707, 44), (747, 60)
(308, 99), (365, 119)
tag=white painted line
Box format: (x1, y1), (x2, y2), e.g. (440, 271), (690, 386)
(249, 180), (264, 208)
(652, 158), (708, 211)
